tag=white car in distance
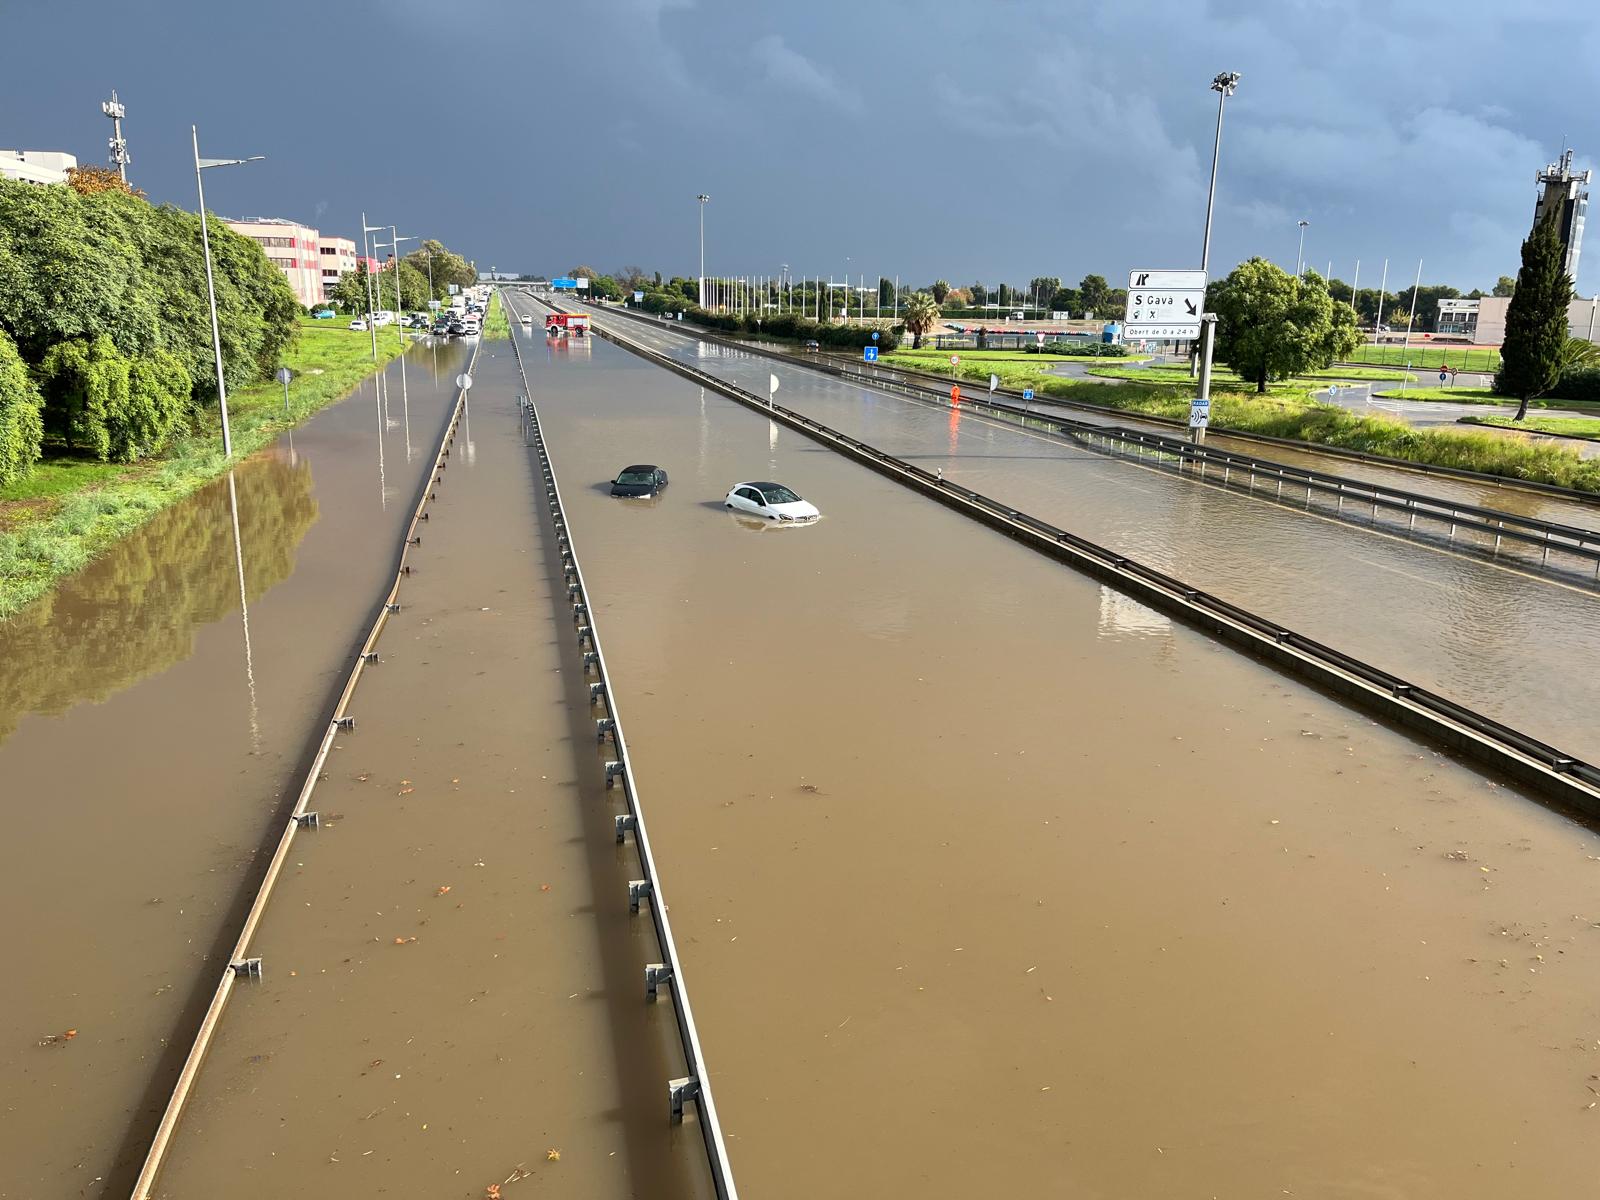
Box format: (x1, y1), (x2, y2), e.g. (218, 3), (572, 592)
(724, 481), (820, 522)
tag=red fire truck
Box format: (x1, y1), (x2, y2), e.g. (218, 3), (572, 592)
(545, 312), (590, 337)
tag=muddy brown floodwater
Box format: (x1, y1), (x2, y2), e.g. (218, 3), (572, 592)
(507, 301), (1600, 1199)
(153, 341), (709, 1200)
(599, 315), (1600, 767)
(0, 340), (467, 1200)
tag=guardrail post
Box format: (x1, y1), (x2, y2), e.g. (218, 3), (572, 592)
(645, 962), (673, 1001)
(629, 878), (652, 912)
(669, 1076), (700, 1123)
(614, 813), (637, 843)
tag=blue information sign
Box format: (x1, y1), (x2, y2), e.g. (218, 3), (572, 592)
(552, 277), (577, 289)
(863, 346), (879, 362)
(871, 330), (880, 341)
(1023, 388), (1035, 401)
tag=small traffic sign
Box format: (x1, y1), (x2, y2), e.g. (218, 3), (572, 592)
(1188, 397), (1210, 429)
(456, 373), (473, 391)
(951, 354), (960, 365)
(1328, 384), (1339, 397)
(871, 330), (880, 341)
(864, 346), (878, 362)
(1023, 388), (1035, 401)
(988, 373), (1000, 393)
(1439, 370), (1448, 384)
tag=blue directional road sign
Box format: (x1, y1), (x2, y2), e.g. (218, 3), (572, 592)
(552, 277), (577, 289)
(1023, 388), (1034, 401)
(871, 330), (880, 341)
(864, 346), (879, 362)
(1439, 370), (1448, 383)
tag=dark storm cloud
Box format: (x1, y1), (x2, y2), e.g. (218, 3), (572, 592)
(3, 0), (1595, 293)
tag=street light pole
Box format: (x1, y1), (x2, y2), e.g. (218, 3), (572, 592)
(386, 228), (414, 343)
(1194, 70), (1240, 445)
(193, 125), (264, 459)
(362, 217), (385, 361)
(697, 194), (710, 308)
(1296, 219), (1309, 276)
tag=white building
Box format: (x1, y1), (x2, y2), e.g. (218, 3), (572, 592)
(317, 236), (358, 301)
(224, 217), (324, 307)
(0, 150), (77, 185)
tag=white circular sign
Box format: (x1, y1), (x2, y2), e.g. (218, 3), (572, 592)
(456, 373), (473, 391)
(951, 355), (960, 365)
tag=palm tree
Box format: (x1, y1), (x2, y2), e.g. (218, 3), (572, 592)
(902, 291), (941, 349)
(931, 279), (951, 305)
(1559, 336), (1600, 375)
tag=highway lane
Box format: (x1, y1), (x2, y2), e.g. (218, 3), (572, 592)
(501, 299), (1600, 1198)
(582, 309), (1600, 766)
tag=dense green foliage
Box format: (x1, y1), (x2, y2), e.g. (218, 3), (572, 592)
(0, 329), (43, 487)
(0, 177), (298, 475)
(1210, 261), (1361, 392)
(404, 238), (476, 293)
(0, 321), (407, 618)
(683, 307), (900, 350)
(1546, 366), (1600, 403)
(1495, 210), (1572, 418)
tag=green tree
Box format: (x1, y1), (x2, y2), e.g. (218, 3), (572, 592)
(1029, 276), (1062, 309)
(0, 328), (43, 486)
(328, 262), (374, 315)
(1210, 260), (1360, 392)
(1077, 274), (1112, 315)
(901, 291), (941, 349)
(403, 239), (475, 296)
(1492, 275), (1516, 297)
(1495, 210), (1572, 420)
(878, 276), (894, 307)
(37, 337), (125, 459)
(376, 258), (431, 312)
(930, 279), (951, 305)
(1048, 287), (1079, 314)
(969, 282), (987, 306)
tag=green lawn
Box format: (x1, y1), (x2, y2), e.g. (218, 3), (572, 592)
(1300, 367), (1416, 382)
(878, 349), (1600, 492)
(0, 319), (411, 619)
(1462, 414), (1600, 439)
(483, 290), (510, 340)
(1370, 386), (1501, 404)
(888, 348), (1144, 365)
(1348, 344), (1501, 371)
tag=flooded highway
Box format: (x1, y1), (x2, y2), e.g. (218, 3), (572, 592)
(584, 310), (1600, 766)
(504, 299), (1600, 1198)
(153, 341), (708, 1199)
(0, 340), (468, 1199)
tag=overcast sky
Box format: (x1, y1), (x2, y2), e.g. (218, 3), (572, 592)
(5, 0), (1597, 295)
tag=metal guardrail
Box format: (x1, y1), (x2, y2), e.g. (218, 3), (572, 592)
(502, 298), (740, 1200)
(593, 304), (1600, 582)
(130, 341), (480, 1199)
(569, 300), (1600, 821)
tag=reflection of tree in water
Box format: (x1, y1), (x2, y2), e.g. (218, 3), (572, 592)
(0, 450), (318, 742)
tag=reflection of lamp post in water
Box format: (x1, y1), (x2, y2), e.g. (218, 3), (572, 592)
(226, 470), (261, 752)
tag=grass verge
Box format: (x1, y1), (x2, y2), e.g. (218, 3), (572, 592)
(1462, 415), (1600, 439)
(879, 349), (1600, 492)
(0, 319), (410, 619)
(1370, 386), (1500, 403)
(889, 348), (1145, 365)
(483, 290), (510, 340)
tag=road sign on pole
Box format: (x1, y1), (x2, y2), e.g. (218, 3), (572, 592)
(988, 373), (999, 393)
(1023, 388), (1035, 401)
(1188, 397), (1210, 428)
(1124, 268), (1206, 339)
(864, 346), (878, 362)
(1438, 370), (1448, 384)
(871, 330), (880, 341)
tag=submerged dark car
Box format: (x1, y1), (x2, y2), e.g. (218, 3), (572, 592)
(610, 464), (669, 498)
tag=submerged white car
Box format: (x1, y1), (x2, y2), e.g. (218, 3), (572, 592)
(724, 481), (819, 522)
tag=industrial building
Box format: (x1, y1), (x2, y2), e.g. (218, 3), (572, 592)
(0, 149), (77, 185)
